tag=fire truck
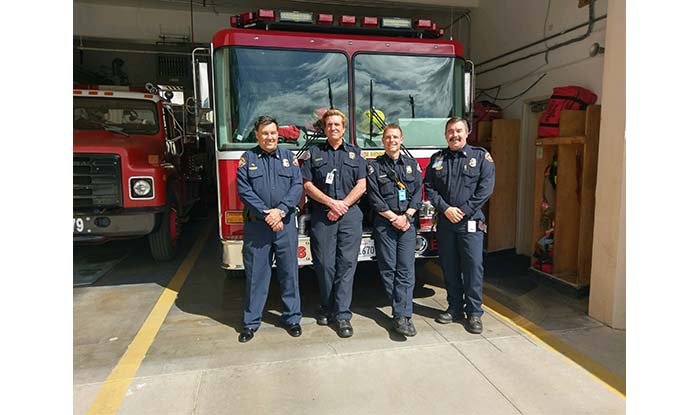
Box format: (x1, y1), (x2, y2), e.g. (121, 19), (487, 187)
(73, 84), (213, 260)
(191, 9), (474, 276)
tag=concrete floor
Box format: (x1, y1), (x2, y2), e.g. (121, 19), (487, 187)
(73, 216), (625, 414)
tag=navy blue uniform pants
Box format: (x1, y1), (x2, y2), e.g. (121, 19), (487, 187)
(310, 204), (362, 321)
(373, 216), (416, 318)
(242, 216), (301, 330)
(436, 220), (484, 317)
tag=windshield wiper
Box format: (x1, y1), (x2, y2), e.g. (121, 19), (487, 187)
(367, 80), (413, 158)
(295, 78), (335, 160)
(104, 125), (129, 137)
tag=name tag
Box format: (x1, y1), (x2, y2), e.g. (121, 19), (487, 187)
(398, 189), (407, 202)
(468, 220), (477, 233)
(325, 171), (335, 184)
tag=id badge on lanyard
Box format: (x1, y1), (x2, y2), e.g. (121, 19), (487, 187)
(398, 188), (407, 202)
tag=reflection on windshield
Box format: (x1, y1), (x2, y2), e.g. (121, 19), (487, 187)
(354, 55), (461, 148)
(73, 97), (159, 135)
(215, 47), (349, 151)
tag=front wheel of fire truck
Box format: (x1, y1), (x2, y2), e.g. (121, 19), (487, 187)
(148, 201), (179, 261)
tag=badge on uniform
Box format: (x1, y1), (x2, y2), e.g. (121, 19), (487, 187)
(485, 152), (494, 163)
(406, 165), (412, 175)
(468, 220), (477, 233)
(469, 158), (477, 167)
(283, 158), (290, 168)
(238, 156), (247, 168)
(249, 163), (257, 170)
(432, 156), (443, 170)
(398, 189), (407, 202)
(349, 152), (356, 160)
(325, 169), (336, 184)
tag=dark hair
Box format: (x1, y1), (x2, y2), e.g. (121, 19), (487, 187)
(444, 117), (471, 133)
(254, 115), (278, 131)
(382, 123), (403, 137)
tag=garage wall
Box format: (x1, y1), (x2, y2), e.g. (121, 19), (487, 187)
(73, 1), (469, 45)
(469, 0), (608, 256)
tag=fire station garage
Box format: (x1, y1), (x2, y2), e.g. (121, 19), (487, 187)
(37, 0), (655, 413)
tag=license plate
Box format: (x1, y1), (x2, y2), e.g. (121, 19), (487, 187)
(358, 238), (375, 260)
(73, 217), (92, 233)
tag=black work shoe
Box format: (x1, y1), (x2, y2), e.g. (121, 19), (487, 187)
(316, 309), (332, 326)
(436, 310), (464, 324)
(466, 315), (483, 334)
(394, 317), (417, 337)
(287, 324), (302, 337)
(238, 328), (255, 343)
(337, 319), (353, 338)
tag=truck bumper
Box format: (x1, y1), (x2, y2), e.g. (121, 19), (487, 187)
(221, 232), (437, 270)
(73, 212), (157, 242)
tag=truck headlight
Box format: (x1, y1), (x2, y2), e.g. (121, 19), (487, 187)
(129, 177), (154, 199)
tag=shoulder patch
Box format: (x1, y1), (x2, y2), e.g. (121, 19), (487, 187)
(368, 164), (375, 175)
(238, 156), (247, 168)
(485, 152), (494, 163)
(293, 158), (299, 167)
(416, 162), (422, 173)
(298, 150), (311, 161)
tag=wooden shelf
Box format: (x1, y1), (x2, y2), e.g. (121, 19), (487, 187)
(481, 119), (520, 253)
(530, 106), (601, 288)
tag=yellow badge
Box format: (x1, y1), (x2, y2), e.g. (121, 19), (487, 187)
(349, 152), (356, 160)
(249, 164), (257, 170)
(485, 152), (494, 163)
(469, 158), (477, 168)
(435, 165), (443, 171)
(283, 158), (290, 168)
(238, 156), (247, 168)
(406, 165), (412, 175)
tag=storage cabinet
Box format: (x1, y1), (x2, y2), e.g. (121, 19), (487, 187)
(475, 119), (521, 253)
(529, 105), (601, 288)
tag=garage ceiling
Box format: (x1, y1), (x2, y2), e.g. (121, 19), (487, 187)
(76, 0), (477, 12)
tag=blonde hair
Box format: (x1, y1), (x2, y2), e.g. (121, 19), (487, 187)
(322, 109), (347, 128)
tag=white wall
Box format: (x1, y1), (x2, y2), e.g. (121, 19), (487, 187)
(470, 0), (608, 118)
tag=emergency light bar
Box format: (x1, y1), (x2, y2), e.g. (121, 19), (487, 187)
(230, 8), (445, 39)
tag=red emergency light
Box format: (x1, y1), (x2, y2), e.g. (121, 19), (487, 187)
(240, 11), (255, 24)
(415, 19), (432, 30)
(317, 13), (333, 25)
(340, 15), (356, 26)
(258, 9), (275, 21)
(361, 16), (379, 27)
(229, 16), (238, 27)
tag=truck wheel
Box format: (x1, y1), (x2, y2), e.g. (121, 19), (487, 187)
(149, 203), (179, 260)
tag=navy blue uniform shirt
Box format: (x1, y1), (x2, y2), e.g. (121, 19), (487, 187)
(423, 145), (495, 220)
(367, 153), (423, 214)
(237, 146), (303, 220)
(300, 141), (367, 206)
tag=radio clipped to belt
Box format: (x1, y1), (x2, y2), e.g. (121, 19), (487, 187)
(386, 169), (407, 202)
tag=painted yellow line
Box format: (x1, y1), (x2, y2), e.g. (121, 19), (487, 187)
(87, 221), (214, 415)
(424, 261), (626, 398)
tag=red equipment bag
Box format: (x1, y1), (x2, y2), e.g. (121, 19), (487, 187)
(538, 86), (597, 137)
(468, 100), (502, 144)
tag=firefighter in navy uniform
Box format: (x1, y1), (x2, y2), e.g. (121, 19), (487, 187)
(423, 117), (495, 334)
(366, 124), (423, 337)
(300, 109), (367, 338)
(236, 116), (304, 343)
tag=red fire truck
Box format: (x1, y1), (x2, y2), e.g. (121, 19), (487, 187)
(192, 9), (474, 276)
(73, 84), (212, 260)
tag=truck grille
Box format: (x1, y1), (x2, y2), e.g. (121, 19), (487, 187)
(73, 154), (122, 208)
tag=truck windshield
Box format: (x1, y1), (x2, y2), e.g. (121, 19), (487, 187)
(353, 54), (464, 149)
(73, 97), (160, 135)
(214, 47), (349, 151)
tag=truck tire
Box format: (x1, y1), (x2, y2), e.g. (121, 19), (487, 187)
(149, 202), (179, 261)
